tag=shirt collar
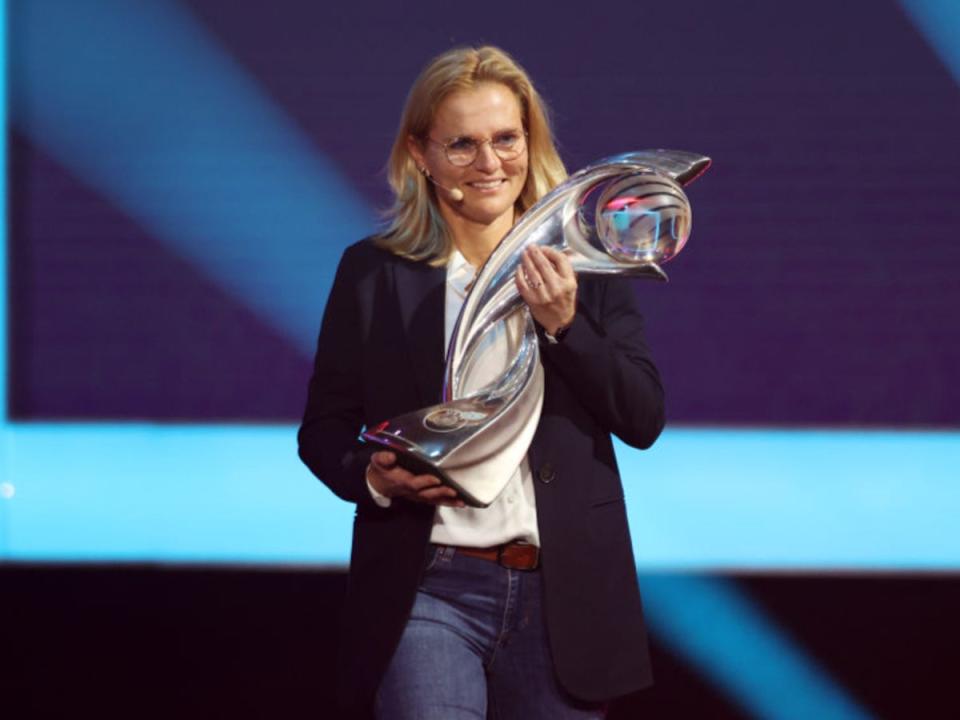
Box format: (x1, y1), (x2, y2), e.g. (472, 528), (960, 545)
(446, 248), (477, 299)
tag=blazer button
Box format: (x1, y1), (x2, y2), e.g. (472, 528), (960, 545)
(537, 463), (556, 484)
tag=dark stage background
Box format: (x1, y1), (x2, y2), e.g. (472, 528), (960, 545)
(4, 0), (960, 718)
(9, 0), (960, 424)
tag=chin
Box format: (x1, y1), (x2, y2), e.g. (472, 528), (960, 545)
(467, 194), (520, 221)
(462, 205), (513, 227)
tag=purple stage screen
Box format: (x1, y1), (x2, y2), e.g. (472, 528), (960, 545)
(8, 0), (960, 426)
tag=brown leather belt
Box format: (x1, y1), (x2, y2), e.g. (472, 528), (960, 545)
(451, 541), (540, 570)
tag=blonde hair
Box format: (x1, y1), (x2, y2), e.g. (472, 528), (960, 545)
(376, 46), (567, 265)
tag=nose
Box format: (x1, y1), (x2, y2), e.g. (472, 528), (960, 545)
(474, 141), (501, 172)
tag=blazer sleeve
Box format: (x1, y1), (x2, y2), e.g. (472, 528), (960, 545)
(539, 277), (665, 449)
(297, 245), (380, 510)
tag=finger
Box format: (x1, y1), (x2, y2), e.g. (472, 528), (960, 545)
(539, 246), (575, 281)
(521, 249), (546, 293)
(535, 247), (577, 304)
(438, 498), (467, 508)
(527, 248), (562, 299)
(379, 464), (417, 485)
(371, 451), (397, 469)
(406, 474), (444, 492)
(415, 485), (461, 504)
(515, 265), (539, 303)
(529, 246), (562, 294)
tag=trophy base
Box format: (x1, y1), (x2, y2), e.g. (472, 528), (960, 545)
(361, 438), (490, 508)
(361, 360), (544, 510)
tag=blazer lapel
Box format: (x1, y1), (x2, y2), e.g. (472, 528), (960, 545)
(392, 258), (446, 406)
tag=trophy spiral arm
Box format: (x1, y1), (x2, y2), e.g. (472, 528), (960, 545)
(444, 150), (710, 403)
(362, 149), (710, 507)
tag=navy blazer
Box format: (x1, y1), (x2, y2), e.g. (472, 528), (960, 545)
(298, 238), (665, 710)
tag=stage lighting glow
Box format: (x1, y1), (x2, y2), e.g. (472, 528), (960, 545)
(9, 0), (373, 355)
(641, 575), (875, 720)
(622, 428), (960, 570)
(1, 424), (958, 570)
(900, 0), (960, 86)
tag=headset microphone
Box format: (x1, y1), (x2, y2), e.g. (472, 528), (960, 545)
(423, 170), (464, 202)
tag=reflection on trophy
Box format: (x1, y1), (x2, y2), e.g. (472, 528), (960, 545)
(362, 150), (711, 507)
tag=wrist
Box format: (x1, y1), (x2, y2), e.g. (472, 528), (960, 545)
(365, 466), (393, 508)
(544, 318), (573, 344)
(552, 310), (576, 336)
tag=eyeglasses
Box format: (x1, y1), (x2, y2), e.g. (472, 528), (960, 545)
(426, 130), (527, 167)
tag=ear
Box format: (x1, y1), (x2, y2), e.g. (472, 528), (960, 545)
(406, 135), (427, 172)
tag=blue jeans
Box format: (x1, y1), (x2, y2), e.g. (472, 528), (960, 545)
(374, 545), (607, 720)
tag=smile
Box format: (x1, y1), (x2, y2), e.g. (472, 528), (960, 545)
(467, 179), (507, 190)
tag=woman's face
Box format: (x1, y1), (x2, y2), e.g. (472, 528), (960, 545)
(411, 82), (529, 229)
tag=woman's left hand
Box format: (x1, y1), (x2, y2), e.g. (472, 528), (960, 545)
(516, 245), (577, 336)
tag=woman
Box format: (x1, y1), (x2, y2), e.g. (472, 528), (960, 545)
(298, 46), (665, 720)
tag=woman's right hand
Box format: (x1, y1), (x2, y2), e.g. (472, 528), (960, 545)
(367, 451), (465, 508)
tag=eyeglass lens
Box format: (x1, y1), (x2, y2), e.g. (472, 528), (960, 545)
(445, 132), (525, 166)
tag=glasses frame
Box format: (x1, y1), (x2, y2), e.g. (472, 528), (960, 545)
(426, 130), (528, 168)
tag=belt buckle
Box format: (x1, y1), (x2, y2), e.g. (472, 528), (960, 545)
(497, 542), (539, 570)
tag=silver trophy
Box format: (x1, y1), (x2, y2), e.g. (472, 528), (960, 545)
(362, 150), (710, 506)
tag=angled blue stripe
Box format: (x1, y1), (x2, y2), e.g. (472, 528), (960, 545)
(642, 575), (876, 720)
(9, 0), (375, 354)
(899, 0), (960, 85)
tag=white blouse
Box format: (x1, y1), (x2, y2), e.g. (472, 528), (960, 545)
(367, 248), (541, 548)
